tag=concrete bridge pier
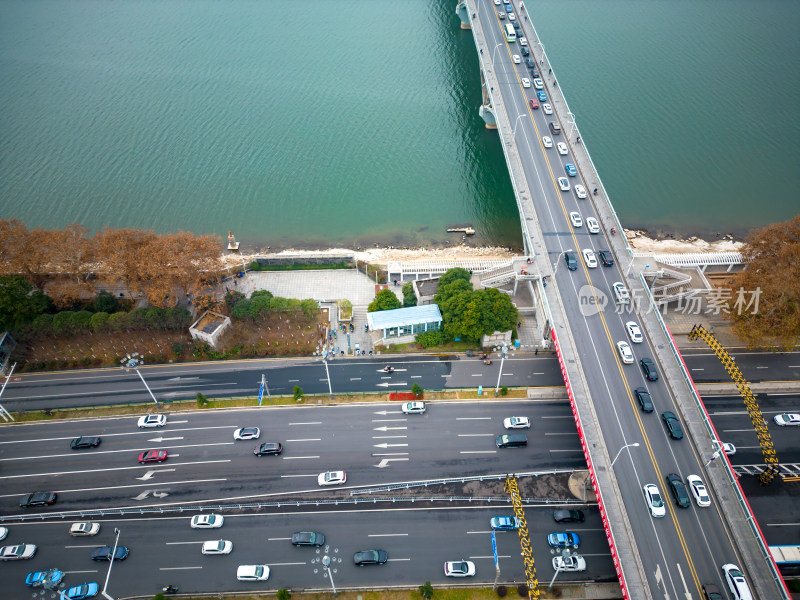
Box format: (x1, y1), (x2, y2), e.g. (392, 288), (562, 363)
(455, 0), (472, 29)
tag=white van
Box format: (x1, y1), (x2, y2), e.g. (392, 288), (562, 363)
(721, 563), (754, 600)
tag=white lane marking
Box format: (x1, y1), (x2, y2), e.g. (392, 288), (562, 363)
(289, 422), (322, 425)
(387, 558), (412, 562)
(691, 368), (704, 371)
(0, 442), (234, 462)
(541, 415), (573, 419)
(756, 366), (769, 369)
(288, 379), (300, 382)
(373, 426), (407, 431)
(319, 378), (329, 382)
(787, 366), (800, 369)
(65, 544), (105, 548)
(456, 417), (492, 420)
(166, 541), (204, 545)
(270, 561), (307, 566)
(467, 531), (492, 534)
(281, 456), (320, 460)
(0, 460), (231, 481)
(441, 374), (451, 377)
(373, 452), (409, 457)
(0, 425), (234, 445)
(267, 537), (292, 541)
(63, 570), (99, 574)
(285, 438), (321, 442)
(545, 432), (578, 436)
(350, 377), (362, 381)
(371, 435), (407, 439)
(533, 372), (544, 375)
(471, 374), (483, 377)
(722, 429), (761, 432)
(371, 419), (407, 422)
(368, 533), (408, 537)
(457, 434), (494, 437)
(504, 373), (513, 376)
(459, 451), (496, 454)
(766, 522), (800, 526)
(280, 474), (318, 478)
(470, 554), (511, 559)
(160, 566), (203, 570)
(0, 478), (226, 499)
(373, 443), (408, 448)
(411, 375), (422, 378)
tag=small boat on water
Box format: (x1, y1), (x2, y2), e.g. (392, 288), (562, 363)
(446, 226), (476, 235)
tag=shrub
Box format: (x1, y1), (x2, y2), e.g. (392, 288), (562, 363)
(411, 382), (424, 399)
(93, 290), (118, 313)
(496, 585), (507, 597)
(89, 311), (110, 333)
(368, 288), (401, 312)
(293, 385), (304, 402)
(276, 590), (291, 600)
(500, 385), (508, 396)
(416, 330), (447, 348)
(402, 282), (417, 307)
(419, 581), (434, 599)
(196, 392), (208, 408)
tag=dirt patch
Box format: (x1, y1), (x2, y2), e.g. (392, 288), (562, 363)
(218, 311), (326, 357)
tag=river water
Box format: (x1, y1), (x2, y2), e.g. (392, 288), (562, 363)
(1, 0), (798, 250)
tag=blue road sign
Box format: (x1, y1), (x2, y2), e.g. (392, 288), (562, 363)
(258, 381), (264, 406)
(491, 529), (499, 569)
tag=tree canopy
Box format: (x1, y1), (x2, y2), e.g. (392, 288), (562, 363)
(0, 275), (52, 330)
(725, 214), (800, 349)
(368, 288), (402, 312)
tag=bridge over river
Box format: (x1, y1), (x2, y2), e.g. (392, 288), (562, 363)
(455, 1), (788, 598)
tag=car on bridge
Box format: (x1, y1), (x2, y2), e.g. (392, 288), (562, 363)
(586, 217), (600, 233)
(490, 516), (520, 530)
(138, 449), (168, 464)
(65, 582), (99, 600)
(575, 184), (587, 198)
(91, 545), (129, 561)
(612, 281), (630, 304)
(552, 554), (586, 571)
(565, 163), (577, 177)
(505, 4), (513, 11)
(71, 436), (101, 450)
(553, 509), (584, 523)
(626, 321), (643, 343)
(354, 549), (388, 566)
(634, 387), (654, 412)
(557, 177), (570, 192)
(519, 37), (528, 46)
(201, 540), (232, 555)
(537, 90), (547, 102)
(687, 474), (711, 507)
(665, 473), (691, 508)
(702, 583), (724, 600)
(498, 11), (505, 19)
(503, 416), (530, 429)
(569, 212), (582, 228)
(254, 442), (283, 456)
(525, 58), (535, 69)
(233, 427), (260, 440)
(291, 531), (326, 546)
(549, 121), (561, 135)
(616, 341), (634, 364)
(508, 12), (516, 20)
(547, 532), (580, 548)
(26, 568), (64, 587)
(237, 565), (270, 581)
(564, 252), (577, 271)
(20, 492), (57, 508)
(444, 560), (476, 577)
(402, 401), (426, 414)
(661, 411), (684, 439)
(541, 135), (552, 148)
(137, 413), (166, 428)
(521, 78), (531, 88)
(521, 46), (529, 56)
(557, 142), (568, 155)
(721, 563), (754, 600)
(542, 103), (553, 114)
(0, 543), (37, 560)
(774, 413), (800, 426)
(318, 471), (346, 486)
(582, 248), (597, 268)
(512, 54), (521, 64)
(643, 483), (666, 517)
(598, 250), (614, 267)
(640, 357), (659, 381)
(191, 514), (224, 529)
(533, 78), (543, 89)
(70, 522), (101, 536)
(529, 98), (539, 109)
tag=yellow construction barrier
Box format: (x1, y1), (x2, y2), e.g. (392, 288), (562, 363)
(505, 475), (539, 598)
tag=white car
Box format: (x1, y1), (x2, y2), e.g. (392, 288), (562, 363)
(0, 543), (37, 560)
(69, 522), (100, 536)
(582, 248), (597, 268)
(444, 560), (476, 577)
(542, 135), (553, 148)
(774, 413), (800, 426)
(137, 413), (166, 428)
(0, 527), (6, 541)
(721, 442), (736, 455)
(201, 540), (232, 555)
(508, 12), (516, 20)
(519, 37), (528, 46)
(191, 514), (224, 529)
(557, 177), (570, 192)
(503, 416), (531, 429)
(233, 427), (260, 441)
(401, 401), (426, 414)
(686, 474), (711, 507)
(722, 563), (754, 600)
(237, 564), (270, 581)
(643, 484), (666, 518)
(318, 471), (346, 486)
(613, 282), (630, 304)
(542, 103), (553, 114)
(574, 184), (587, 199)
(512, 54), (521, 64)
(494, 0), (500, 4)
(557, 142), (568, 155)
(533, 78), (544, 89)
(552, 554), (586, 571)
(569, 212), (583, 228)
(521, 77), (531, 88)
(586, 217), (600, 233)
(617, 341), (634, 364)
(626, 321), (643, 343)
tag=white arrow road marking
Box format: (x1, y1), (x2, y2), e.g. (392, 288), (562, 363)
(137, 468), (175, 481)
(133, 490), (152, 500)
(373, 443), (409, 448)
(373, 426), (408, 431)
(676, 563), (691, 600)
(152, 491), (169, 498)
(375, 458), (410, 468)
(654, 564), (670, 600)
(133, 489), (170, 500)
(148, 436), (184, 442)
(376, 382), (407, 387)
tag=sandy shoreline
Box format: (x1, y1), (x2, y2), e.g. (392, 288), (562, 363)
(225, 230), (743, 268)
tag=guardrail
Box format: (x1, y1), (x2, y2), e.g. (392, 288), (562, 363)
(0, 495), (588, 525)
(638, 273), (790, 599)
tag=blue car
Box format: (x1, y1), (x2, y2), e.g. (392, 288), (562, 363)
(490, 516), (520, 530)
(565, 163), (577, 177)
(26, 568), (64, 587)
(537, 91), (547, 102)
(547, 532), (581, 548)
(505, 5), (513, 12)
(66, 582), (99, 599)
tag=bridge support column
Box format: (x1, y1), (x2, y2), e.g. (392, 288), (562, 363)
(455, 0), (471, 29)
(479, 70), (498, 129)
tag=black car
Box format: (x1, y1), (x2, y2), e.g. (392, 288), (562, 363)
(291, 531), (325, 547)
(640, 357), (659, 381)
(521, 46), (530, 56)
(598, 250), (614, 267)
(531, 67), (540, 78)
(20, 492), (57, 508)
(91, 546), (129, 561)
(525, 58), (535, 69)
(70, 436), (101, 450)
(512, 20), (521, 30)
(553, 509), (585, 523)
(634, 387), (653, 413)
(702, 583), (724, 600)
(353, 549), (388, 566)
(665, 473), (690, 508)
(254, 442), (282, 456)
(564, 252), (577, 271)
(661, 411), (684, 439)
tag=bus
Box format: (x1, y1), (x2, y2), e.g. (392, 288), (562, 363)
(769, 545), (800, 576)
(505, 24), (516, 43)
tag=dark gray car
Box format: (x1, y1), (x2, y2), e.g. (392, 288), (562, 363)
(291, 531), (325, 547)
(353, 549), (387, 566)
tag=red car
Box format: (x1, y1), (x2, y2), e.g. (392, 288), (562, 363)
(138, 449), (168, 464)
(529, 99), (539, 110)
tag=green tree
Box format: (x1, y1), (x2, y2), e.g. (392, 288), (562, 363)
(30, 313), (54, 336)
(276, 590), (292, 600)
(231, 298), (253, 320)
(402, 282), (417, 307)
(52, 311), (76, 336)
(145, 307), (166, 330)
(411, 382), (424, 399)
(419, 581), (434, 599)
(416, 330), (446, 347)
(196, 392), (208, 408)
(73, 310), (93, 332)
(437, 267), (471, 290)
(93, 290), (118, 313)
(293, 385), (304, 401)
(0, 275), (51, 330)
(300, 298), (319, 319)
(368, 288), (401, 312)
(164, 307), (192, 330)
(107, 311), (130, 332)
(224, 290), (245, 312)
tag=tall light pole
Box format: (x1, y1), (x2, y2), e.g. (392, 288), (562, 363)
(101, 527), (121, 600)
(537, 42), (546, 68)
(322, 554), (337, 597)
(610, 442), (640, 469)
(552, 249), (574, 276)
(491, 42), (503, 65)
(494, 345), (509, 397)
(512, 114), (527, 137)
(321, 350), (334, 402)
(121, 353), (159, 407)
(566, 111), (577, 140)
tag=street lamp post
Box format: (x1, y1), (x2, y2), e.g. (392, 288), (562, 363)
(566, 111), (577, 140)
(610, 442), (640, 469)
(120, 353), (159, 407)
(512, 113), (527, 137)
(101, 527), (121, 600)
(537, 42), (546, 68)
(547, 548), (571, 591)
(322, 555), (338, 597)
(494, 345), (509, 397)
(491, 42), (503, 65)
(551, 249), (574, 276)
(321, 350), (334, 402)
